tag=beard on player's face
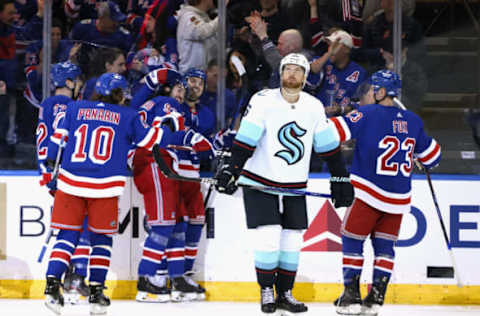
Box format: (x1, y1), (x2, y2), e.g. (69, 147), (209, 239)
(281, 76), (303, 89)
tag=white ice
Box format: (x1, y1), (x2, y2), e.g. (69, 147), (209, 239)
(0, 299), (479, 316)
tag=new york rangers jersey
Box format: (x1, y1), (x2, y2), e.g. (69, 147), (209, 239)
(235, 89), (340, 190)
(36, 95), (72, 173)
(316, 60), (367, 111)
(49, 100), (162, 198)
(330, 105), (441, 214)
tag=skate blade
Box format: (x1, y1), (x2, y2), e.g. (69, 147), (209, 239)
(90, 303), (108, 315)
(44, 299), (62, 315)
(277, 310), (307, 316)
(171, 291), (197, 302)
(335, 303), (362, 315)
(135, 291), (170, 303)
(360, 304), (380, 316)
(64, 292), (80, 305)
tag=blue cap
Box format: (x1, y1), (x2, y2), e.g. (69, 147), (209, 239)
(108, 1), (126, 23)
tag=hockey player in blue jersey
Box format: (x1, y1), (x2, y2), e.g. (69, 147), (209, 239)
(37, 62), (92, 302)
(215, 53), (354, 315)
(42, 72), (190, 315)
(329, 70), (441, 316)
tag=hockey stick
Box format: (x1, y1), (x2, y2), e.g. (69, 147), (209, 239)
(153, 145), (331, 198)
(38, 136), (65, 263)
(167, 144), (231, 158)
(394, 97), (463, 287)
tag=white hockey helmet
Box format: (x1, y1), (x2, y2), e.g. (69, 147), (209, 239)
(279, 53), (310, 87)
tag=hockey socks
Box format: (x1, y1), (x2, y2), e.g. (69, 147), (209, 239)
(276, 229), (302, 293)
(341, 234), (365, 285)
(372, 237), (395, 282)
(184, 223), (202, 273)
(166, 222), (186, 277)
(46, 229), (80, 279)
(88, 233), (112, 285)
(138, 225), (174, 277)
(254, 250), (280, 288)
(70, 218), (91, 278)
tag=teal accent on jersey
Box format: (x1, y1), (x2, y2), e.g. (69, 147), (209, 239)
(254, 250), (280, 270)
(313, 125), (340, 153)
(236, 120), (265, 147)
(278, 251), (300, 271)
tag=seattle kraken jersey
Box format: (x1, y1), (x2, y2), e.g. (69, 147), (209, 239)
(49, 100), (162, 198)
(235, 88), (340, 190)
(36, 95), (72, 173)
(330, 105), (441, 214)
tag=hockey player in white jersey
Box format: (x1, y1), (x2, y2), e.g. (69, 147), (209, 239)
(215, 53), (354, 315)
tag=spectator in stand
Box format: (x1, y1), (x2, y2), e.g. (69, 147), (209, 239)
(70, 1), (133, 53)
(81, 47), (126, 100)
(0, 0), (19, 150)
(176, 0), (229, 74)
(355, 0), (427, 110)
(252, 0), (293, 44)
(24, 18), (79, 107)
(199, 59), (238, 128)
(64, 0), (112, 22)
(245, 13), (321, 91)
(310, 29), (367, 117)
(362, 0), (416, 22)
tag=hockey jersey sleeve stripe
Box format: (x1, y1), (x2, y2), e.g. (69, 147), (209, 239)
(313, 123), (340, 154)
(233, 139), (256, 152)
(137, 127), (162, 150)
(417, 140), (441, 165)
(236, 120), (264, 147)
(329, 117), (351, 142)
(316, 146), (340, 157)
(51, 130), (69, 144)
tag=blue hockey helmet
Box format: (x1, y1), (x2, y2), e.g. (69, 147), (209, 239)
(368, 69), (401, 97)
(51, 61), (82, 88)
(184, 68), (206, 86)
(95, 73), (128, 96)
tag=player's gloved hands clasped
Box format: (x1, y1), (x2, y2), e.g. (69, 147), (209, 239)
(213, 128), (236, 151)
(330, 176), (354, 208)
(39, 162), (58, 191)
(145, 68), (182, 90)
(214, 164), (239, 195)
(183, 129), (215, 160)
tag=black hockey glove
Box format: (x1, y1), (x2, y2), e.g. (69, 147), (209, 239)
(330, 176), (354, 208)
(214, 164), (239, 195)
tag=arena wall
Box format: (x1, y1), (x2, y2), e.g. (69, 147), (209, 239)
(0, 171), (479, 304)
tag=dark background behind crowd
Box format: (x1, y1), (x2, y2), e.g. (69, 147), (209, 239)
(0, 0), (479, 173)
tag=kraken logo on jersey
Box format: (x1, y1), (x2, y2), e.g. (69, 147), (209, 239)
(275, 121), (307, 165)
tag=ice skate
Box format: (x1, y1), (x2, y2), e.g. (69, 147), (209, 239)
(276, 290), (308, 315)
(136, 275), (170, 303)
(361, 276), (389, 316)
(184, 272), (206, 300)
(63, 269), (90, 304)
(44, 277), (64, 315)
(334, 275), (362, 315)
(171, 276), (198, 302)
(89, 284), (110, 315)
(260, 287), (276, 314)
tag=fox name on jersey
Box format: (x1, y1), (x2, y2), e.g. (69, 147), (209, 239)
(330, 105), (441, 214)
(235, 88), (340, 191)
(49, 100), (162, 198)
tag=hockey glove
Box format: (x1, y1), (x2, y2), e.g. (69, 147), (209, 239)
(154, 111), (185, 132)
(183, 129), (215, 160)
(330, 176), (354, 208)
(213, 128), (237, 151)
(214, 164), (239, 195)
(145, 68), (182, 90)
(39, 162), (58, 191)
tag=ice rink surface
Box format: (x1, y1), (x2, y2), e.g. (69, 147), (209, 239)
(0, 300), (479, 316)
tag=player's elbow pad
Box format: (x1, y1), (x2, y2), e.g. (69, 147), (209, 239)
(319, 146), (349, 177)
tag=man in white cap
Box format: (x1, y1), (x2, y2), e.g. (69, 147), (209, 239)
(311, 29), (368, 117)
